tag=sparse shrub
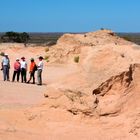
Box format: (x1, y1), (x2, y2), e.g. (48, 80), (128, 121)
(45, 47), (49, 52)
(121, 53), (125, 58)
(0, 52), (4, 56)
(46, 41), (57, 46)
(74, 56), (79, 63)
(122, 36), (132, 42)
(44, 55), (50, 62)
(1, 31), (30, 44)
(100, 28), (104, 30)
(108, 32), (115, 36)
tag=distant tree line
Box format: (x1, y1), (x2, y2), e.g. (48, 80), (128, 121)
(1, 31), (30, 45)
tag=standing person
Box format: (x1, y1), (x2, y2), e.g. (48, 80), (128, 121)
(12, 58), (21, 82)
(37, 56), (43, 85)
(20, 57), (27, 83)
(1, 53), (10, 81)
(27, 58), (37, 84)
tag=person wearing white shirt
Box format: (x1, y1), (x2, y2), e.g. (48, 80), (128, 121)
(37, 56), (43, 85)
(1, 53), (10, 81)
(20, 57), (27, 83)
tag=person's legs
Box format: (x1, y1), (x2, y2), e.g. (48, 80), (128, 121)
(37, 70), (39, 84)
(24, 70), (27, 83)
(17, 70), (20, 82)
(7, 67), (10, 81)
(27, 72), (32, 83)
(3, 66), (7, 81)
(40, 71), (42, 85)
(21, 68), (24, 83)
(37, 69), (42, 85)
(32, 72), (35, 84)
(12, 71), (17, 82)
(27, 72), (35, 84)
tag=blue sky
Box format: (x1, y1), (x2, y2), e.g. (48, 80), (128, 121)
(0, 0), (140, 32)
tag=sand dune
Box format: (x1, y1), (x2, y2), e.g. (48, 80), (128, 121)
(0, 30), (140, 139)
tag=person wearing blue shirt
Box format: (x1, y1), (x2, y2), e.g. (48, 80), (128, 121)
(1, 53), (10, 81)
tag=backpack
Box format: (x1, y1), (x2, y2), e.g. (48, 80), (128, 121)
(34, 64), (37, 71)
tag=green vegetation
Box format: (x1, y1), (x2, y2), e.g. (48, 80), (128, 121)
(0, 32), (63, 46)
(1, 32), (30, 45)
(44, 55), (50, 62)
(117, 33), (140, 45)
(0, 52), (5, 56)
(28, 33), (62, 45)
(1, 32), (140, 46)
(120, 36), (132, 42)
(74, 56), (80, 63)
(45, 47), (49, 52)
(100, 28), (105, 30)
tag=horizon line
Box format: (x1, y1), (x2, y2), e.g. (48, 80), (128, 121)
(0, 31), (140, 34)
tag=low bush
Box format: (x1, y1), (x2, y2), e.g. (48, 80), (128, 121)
(44, 55), (50, 62)
(122, 36), (132, 42)
(45, 47), (49, 52)
(0, 52), (5, 56)
(74, 56), (79, 63)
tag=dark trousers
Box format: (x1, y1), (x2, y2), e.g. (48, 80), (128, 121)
(21, 68), (27, 83)
(3, 65), (9, 81)
(37, 69), (42, 85)
(12, 70), (20, 82)
(27, 71), (35, 83)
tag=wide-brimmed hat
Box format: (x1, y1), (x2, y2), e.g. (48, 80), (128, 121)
(30, 58), (34, 61)
(16, 58), (19, 61)
(21, 57), (25, 59)
(4, 53), (8, 56)
(38, 56), (44, 60)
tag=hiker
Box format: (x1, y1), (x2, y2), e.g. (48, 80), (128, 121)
(27, 58), (37, 84)
(37, 56), (43, 85)
(1, 53), (10, 81)
(12, 58), (21, 82)
(20, 57), (27, 83)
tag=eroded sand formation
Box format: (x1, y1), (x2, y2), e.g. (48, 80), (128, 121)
(0, 30), (140, 139)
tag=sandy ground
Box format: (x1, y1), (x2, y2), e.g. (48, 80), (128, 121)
(0, 31), (140, 140)
(0, 67), (101, 140)
(0, 47), (99, 140)
(0, 64), (136, 140)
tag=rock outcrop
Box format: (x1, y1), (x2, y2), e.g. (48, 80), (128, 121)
(43, 30), (140, 139)
(45, 30), (140, 118)
(45, 64), (140, 117)
(46, 30), (133, 63)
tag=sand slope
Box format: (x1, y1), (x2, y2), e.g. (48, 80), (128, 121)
(1, 30), (140, 139)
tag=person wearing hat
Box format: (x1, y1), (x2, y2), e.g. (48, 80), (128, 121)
(1, 53), (10, 81)
(12, 58), (21, 82)
(20, 57), (27, 83)
(27, 58), (37, 84)
(37, 56), (44, 85)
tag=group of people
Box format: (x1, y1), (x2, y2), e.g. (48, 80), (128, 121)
(1, 54), (44, 86)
